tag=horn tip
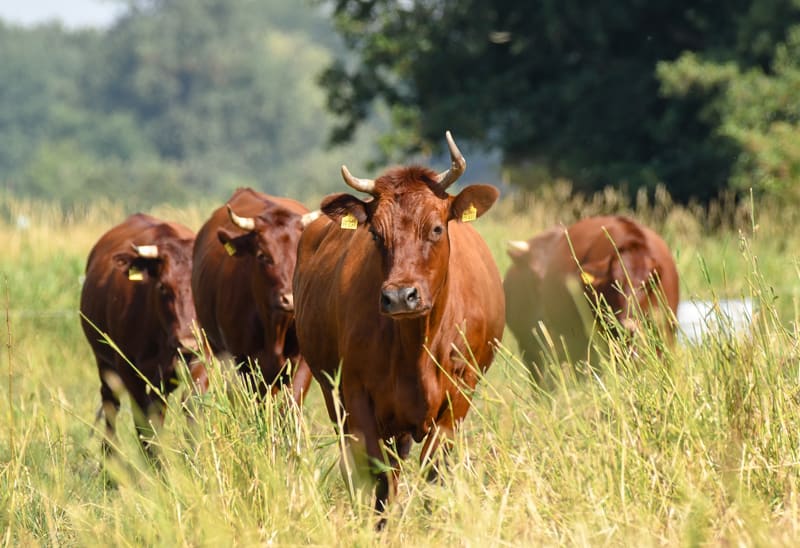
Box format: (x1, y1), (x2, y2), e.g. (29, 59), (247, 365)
(301, 210), (322, 227)
(506, 240), (531, 254)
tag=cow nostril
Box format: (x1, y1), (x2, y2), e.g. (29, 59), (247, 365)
(381, 287), (420, 313)
(280, 293), (294, 310)
(403, 287), (419, 307)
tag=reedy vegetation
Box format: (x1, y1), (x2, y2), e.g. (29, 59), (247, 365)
(1, 187), (800, 545)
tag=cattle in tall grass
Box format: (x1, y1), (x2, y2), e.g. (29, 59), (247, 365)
(192, 188), (318, 403)
(293, 132), (505, 523)
(504, 215), (679, 384)
(80, 213), (206, 456)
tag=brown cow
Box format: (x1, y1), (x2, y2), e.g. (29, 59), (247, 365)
(504, 215), (679, 384)
(192, 187), (317, 402)
(293, 132), (505, 521)
(80, 213), (205, 456)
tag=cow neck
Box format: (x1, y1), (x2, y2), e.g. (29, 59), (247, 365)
(391, 268), (451, 374)
(263, 310), (292, 359)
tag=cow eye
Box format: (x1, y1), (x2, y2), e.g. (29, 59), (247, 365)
(369, 229), (383, 245)
(431, 225), (444, 240)
(157, 282), (172, 297)
(257, 253), (274, 266)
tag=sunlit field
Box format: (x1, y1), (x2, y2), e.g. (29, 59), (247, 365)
(2, 185), (800, 546)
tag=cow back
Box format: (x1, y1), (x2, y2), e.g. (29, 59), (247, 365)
(80, 213), (195, 367)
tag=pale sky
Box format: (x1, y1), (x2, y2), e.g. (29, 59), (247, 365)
(0, 0), (122, 28)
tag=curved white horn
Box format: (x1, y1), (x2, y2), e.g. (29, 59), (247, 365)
(506, 240), (531, 254)
(300, 210), (322, 227)
(132, 244), (159, 258)
(435, 130), (466, 189)
(227, 205), (256, 231)
(341, 165), (376, 194)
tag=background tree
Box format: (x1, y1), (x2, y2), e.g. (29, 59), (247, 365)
(0, 0), (383, 208)
(322, 0), (800, 202)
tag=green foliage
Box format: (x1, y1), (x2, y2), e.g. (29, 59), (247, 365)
(323, 0), (800, 201)
(659, 24), (800, 198)
(0, 22), (105, 178)
(0, 1), (383, 209)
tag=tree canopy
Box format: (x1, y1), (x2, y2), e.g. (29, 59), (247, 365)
(322, 0), (800, 201)
(3, 1), (800, 206)
(0, 0), (382, 208)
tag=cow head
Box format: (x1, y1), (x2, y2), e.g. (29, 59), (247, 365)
(113, 239), (198, 354)
(578, 242), (660, 333)
(216, 201), (319, 314)
(321, 131), (499, 318)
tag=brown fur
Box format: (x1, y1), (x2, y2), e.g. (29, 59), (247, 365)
(294, 166), (505, 517)
(80, 213), (202, 455)
(504, 215), (680, 384)
(192, 188), (312, 402)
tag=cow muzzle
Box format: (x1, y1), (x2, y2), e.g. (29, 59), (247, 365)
(177, 335), (200, 357)
(275, 292), (294, 312)
(380, 285), (426, 317)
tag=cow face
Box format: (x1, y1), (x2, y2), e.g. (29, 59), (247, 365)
(216, 204), (305, 313)
(113, 239), (197, 352)
(579, 245), (659, 331)
(321, 133), (498, 318)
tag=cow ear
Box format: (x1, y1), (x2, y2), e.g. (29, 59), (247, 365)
(612, 250), (658, 291)
(578, 256), (612, 288)
(506, 240), (531, 263)
(217, 228), (253, 257)
(112, 252), (153, 281)
(321, 193), (369, 226)
(449, 184), (499, 222)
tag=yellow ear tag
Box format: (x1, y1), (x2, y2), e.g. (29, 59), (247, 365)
(224, 242), (237, 256)
(461, 204), (477, 222)
(580, 271), (595, 285)
(128, 266), (144, 281)
(340, 213), (358, 230)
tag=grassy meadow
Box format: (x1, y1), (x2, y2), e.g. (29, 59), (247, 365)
(2, 186), (800, 546)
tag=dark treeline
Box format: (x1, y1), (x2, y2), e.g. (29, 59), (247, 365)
(2, 0), (800, 207)
(325, 0), (800, 202)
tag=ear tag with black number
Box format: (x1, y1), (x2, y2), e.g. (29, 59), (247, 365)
(128, 266), (144, 281)
(224, 242), (237, 256)
(461, 204), (477, 222)
(340, 213), (358, 230)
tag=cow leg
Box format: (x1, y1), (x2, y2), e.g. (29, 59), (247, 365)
(518, 335), (545, 386)
(289, 357), (313, 405)
(389, 433), (412, 461)
(240, 355), (270, 399)
(420, 396), (471, 483)
(129, 388), (165, 459)
(98, 373), (121, 457)
(343, 390), (393, 524)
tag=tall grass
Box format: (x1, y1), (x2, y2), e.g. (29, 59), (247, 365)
(2, 188), (800, 545)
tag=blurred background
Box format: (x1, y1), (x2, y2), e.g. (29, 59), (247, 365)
(1, 0), (799, 209)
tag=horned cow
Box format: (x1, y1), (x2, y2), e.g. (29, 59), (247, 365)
(504, 215), (680, 384)
(293, 132), (505, 521)
(80, 213), (205, 456)
(192, 188), (317, 402)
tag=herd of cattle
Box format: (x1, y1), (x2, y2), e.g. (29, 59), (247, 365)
(78, 132), (679, 520)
